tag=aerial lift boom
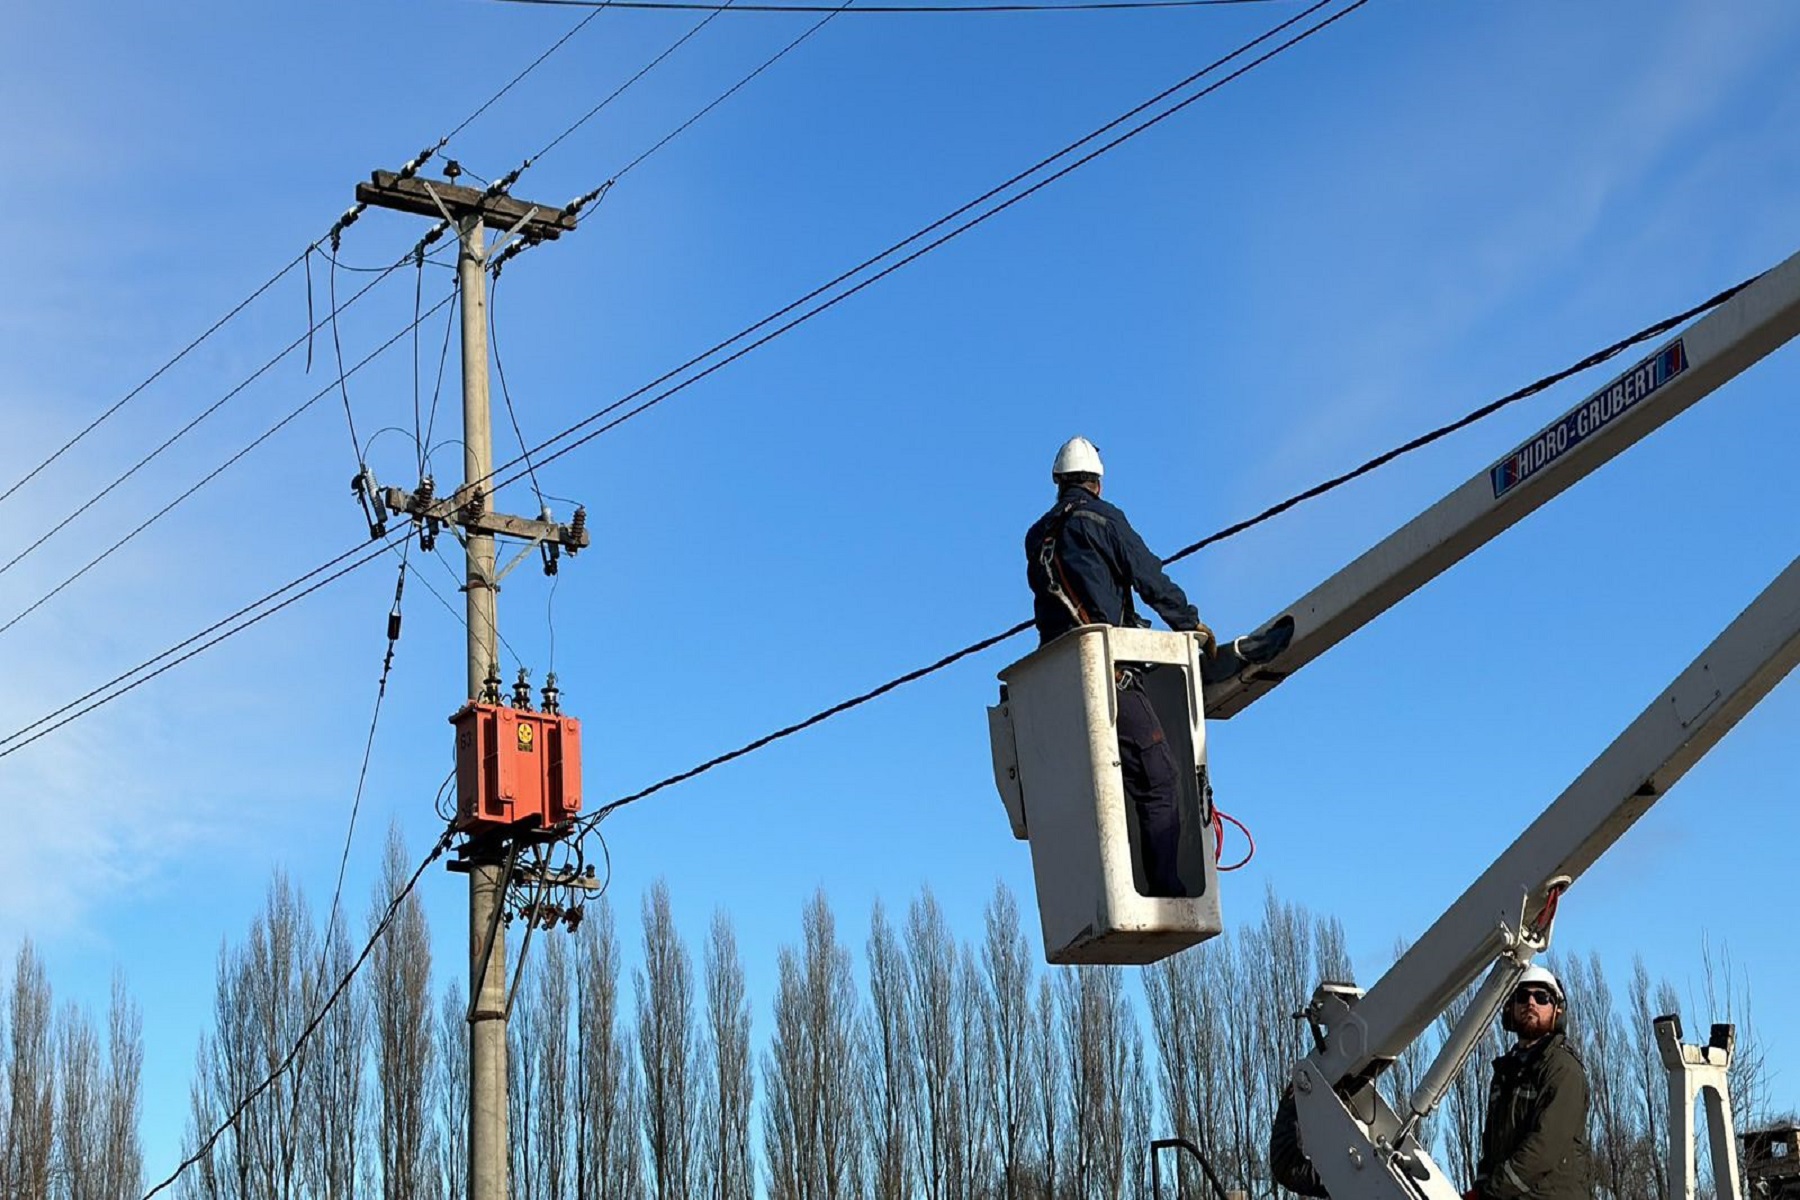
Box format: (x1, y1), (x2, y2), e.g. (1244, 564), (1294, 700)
(987, 241), (1800, 1183)
(1205, 245), (1800, 721)
(1289, 550), (1800, 1199)
(991, 246), (1800, 966)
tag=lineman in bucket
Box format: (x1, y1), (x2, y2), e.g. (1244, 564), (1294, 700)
(1465, 965), (1594, 1200)
(1024, 436), (1214, 898)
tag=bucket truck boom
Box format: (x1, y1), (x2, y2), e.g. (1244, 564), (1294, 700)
(991, 244), (1800, 966)
(1286, 551), (1800, 1200)
(1206, 245), (1800, 719)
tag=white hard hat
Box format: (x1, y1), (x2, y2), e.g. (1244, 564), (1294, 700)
(1515, 964), (1564, 1003)
(1052, 436), (1104, 480)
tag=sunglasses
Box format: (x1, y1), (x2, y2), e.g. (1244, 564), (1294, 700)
(1511, 987), (1557, 1007)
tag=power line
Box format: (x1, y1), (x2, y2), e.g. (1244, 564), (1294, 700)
(5, 5), (597, 522)
(489, 272), (547, 507)
(446, 7), (610, 147)
(0, 288), (458, 641)
(527, 0), (741, 166)
(279, 548), (410, 1153)
(484, 0), (1365, 497)
(0, 235), (443, 589)
(429, 543), (529, 672)
(0, 0), (1364, 770)
(485, 0), (857, 499)
(140, 821), (453, 1200)
(0, 533), (401, 760)
(0, 246), (312, 512)
(613, 0), (856, 183)
(327, 249), (367, 466)
(318, 552), (410, 971)
(579, 275), (1753, 826)
(503, 0), (1292, 10)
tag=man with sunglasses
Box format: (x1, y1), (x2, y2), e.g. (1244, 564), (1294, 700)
(1466, 965), (1593, 1200)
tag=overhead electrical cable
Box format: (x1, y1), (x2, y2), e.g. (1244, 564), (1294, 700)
(0, 237), (444, 588)
(328, 251), (366, 466)
(317, 551), (409, 969)
(612, 0), (857, 183)
(424, 276), (463, 465)
(481, 0), (1364, 496)
(5, 4), (595, 522)
(0, 274), (1747, 773)
(0, 246), (314, 511)
(139, 822), (454, 1200)
(526, 0), (740, 166)
(445, 6), (610, 147)
(489, 272), (547, 507)
(281, 550), (410, 1135)
(577, 274), (1754, 827)
(0, 532), (404, 761)
(502, 0), (1293, 10)
(0, 289), (458, 640)
(429, 544), (528, 671)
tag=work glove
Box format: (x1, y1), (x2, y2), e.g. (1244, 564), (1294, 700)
(1193, 622), (1217, 658)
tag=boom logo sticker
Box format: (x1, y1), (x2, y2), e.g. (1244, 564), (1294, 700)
(1489, 339), (1689, 498)
(517, 723), (536, 752)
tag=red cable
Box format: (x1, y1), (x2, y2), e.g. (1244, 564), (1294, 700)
(1214, 809), (1255, 872)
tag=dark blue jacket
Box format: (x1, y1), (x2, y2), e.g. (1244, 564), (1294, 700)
(1025, 484), (1201, 644)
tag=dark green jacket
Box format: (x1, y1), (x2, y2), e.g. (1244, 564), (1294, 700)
(1476, 1031), (1593, 1200)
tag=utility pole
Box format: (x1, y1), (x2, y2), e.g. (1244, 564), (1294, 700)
(356, 167), (587, 1200)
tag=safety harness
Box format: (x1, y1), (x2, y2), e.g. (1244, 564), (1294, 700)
(1037, 498), (1095, 627)
(1039, 497), (1143, 629)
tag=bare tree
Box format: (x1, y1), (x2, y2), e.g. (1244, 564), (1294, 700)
(1028, 976), (1061, 1200)
(370, 826), (434, 1200)
(762, 890), (864, 1200)
(955, 943), (994, 1199)
(1629, 957), (1673, 1200)
(540, 935), (577, 1200)
(504, 935), (565, 1200)
(54, 1002), (101, 1200)
(764, 943), (808, 1200)
(905, 890), (964, 1200)
(1056, 965), (1146, 1200)
(8, 940), (55, 1198)
(864, 900), (915, 1200)
(1434, 980), (1505, 1191)
(1552, 950), (1633, 1200)
(101, 975), (143, 1200)
(698, 911), (754, 1200)
(638, 880), (699, 1200)
(1144, 933), (1239, 1198)
(301, 910), (368, 1200)
(574, 899), (640, 1199)
(981, 884), (1035, 1200)
(180, 873), (315, 1200)
(433, 982), (468, 1200)
(509, 929), (573, 1200)
(1692, 936), (1769, 1196)
(805, 890), (866, 1198)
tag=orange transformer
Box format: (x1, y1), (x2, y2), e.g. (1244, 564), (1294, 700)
(451, 703), (583, 835)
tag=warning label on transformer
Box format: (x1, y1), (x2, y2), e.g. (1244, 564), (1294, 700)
(1489, 339), (1690, 499)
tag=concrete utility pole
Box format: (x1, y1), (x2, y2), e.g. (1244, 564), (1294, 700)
(356, 169), (585, 1200)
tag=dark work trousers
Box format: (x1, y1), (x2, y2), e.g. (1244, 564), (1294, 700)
(1116, 682), (1184, 897)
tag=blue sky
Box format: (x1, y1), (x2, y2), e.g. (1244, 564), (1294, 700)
(3, 0), (1800, 1179)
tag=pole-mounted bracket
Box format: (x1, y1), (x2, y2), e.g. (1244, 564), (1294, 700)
(354, 170), (578, 243)
(382, 485), (590, 554)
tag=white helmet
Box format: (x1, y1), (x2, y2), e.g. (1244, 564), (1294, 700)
(1051, 436), (1104, 480)
(1515, 964), (1564, 1003)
